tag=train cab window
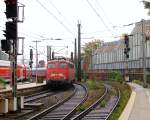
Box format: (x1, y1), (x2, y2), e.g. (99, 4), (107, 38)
(59, 63), (67, 68)
(48, 63), (56, 68)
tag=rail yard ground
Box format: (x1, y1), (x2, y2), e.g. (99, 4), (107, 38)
(79, 79), (131, 120)
(0, 79), (132, 120)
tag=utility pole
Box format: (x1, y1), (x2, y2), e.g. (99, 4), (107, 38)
(47, 46), (51, 61)
(74, 38), (77, 81)
(12, 18), (17, 97)
(123, 34), (130, 82)
(77, 22), (81, 81)
(32, 40), (41, 83)
(141, 19), (147, 86)
(4, 0), (18, 98)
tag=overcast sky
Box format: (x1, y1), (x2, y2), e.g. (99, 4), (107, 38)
(0, 0), (149, 64)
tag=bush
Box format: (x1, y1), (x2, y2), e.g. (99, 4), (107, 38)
(107, 82), (131, 120)
(133, 80), (142, 85)
(86, 80), (97, 89)
(100, 100), (106, 107)
(0, 77), (7, 89)
(108, 71), (123, 83)
(0, 77), (7, 85)
(78, 105), (86, 112)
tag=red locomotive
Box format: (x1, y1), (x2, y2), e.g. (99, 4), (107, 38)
(0, 60), (31, 83)
(46, 58), (75, 86)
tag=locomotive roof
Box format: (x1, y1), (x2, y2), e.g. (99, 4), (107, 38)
(0, 60), (10, 66)
(47, 59), (73, 64)
(0, 60), (30, 67)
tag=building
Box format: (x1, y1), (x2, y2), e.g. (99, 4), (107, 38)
(91, 19), (150, 81)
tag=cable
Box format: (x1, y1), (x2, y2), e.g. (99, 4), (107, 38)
(86, 0), (114, 36)
(36, 0), (74, 36)
(47, 0), (76, 32)
(0, 17), (54, 40)
(82, 29), (109, 34)
(94, 0), (114, 27)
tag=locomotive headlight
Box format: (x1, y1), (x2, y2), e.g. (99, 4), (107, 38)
(50, 73), (56, 77)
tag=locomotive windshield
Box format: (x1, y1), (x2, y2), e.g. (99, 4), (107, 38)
(59, 63), (67, 68)
(47, 63), (56, 68)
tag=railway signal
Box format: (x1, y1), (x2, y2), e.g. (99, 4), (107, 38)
(4, 0), (17, 19)
(124, 34), (130, 58)
(1, 40), (11, 53)
(52, 51), (55, 60)
(30, 49), (33, 60)
(3, 21), (17, 40)
(29, 49), (33, 68)
(4, 0), (18, 99)
(71, 52), (73, 61)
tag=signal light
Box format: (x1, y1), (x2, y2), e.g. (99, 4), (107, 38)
(1, 40), (11, 53)
(4, 0), (17, 19)
(124, 35), (129, 47)
(52, 52), (54, 60)
(124, 34), (130, 59)
(71, 52), (73, 61)
(3, 21), (17, 40)
(29, 60), (33, 68)
(30, 49), (33, 60)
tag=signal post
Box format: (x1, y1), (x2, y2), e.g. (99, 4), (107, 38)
(0, 0), (24, 112)
(123, 34), (130, 82)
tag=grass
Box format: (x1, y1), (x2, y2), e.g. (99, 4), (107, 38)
(0, 77), (7, 89)
(86, 79), (101, 90)
(77, 80), (105, 112)
(107, 81), (131, 120)
(100, 100), (106, 107)
(79, 79), (131, 120)
(133, 80), (150, 88)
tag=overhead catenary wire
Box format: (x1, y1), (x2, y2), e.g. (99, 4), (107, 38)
(86, 0), (114, 36)
(36, 0), (75, 36)
(47, 0), (76, 32)
(94, 0), (114, 27)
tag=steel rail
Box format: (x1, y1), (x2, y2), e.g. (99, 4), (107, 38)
(61, 83), (88, 120)
(28, 84), (76, 120)
(105, 88), (120, 120)
(72, 86), (108, 120)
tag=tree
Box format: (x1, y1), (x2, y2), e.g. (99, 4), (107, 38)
(143, 0), (150, 9)
(82, 39), (103, 71)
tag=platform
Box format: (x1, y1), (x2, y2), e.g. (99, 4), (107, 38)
(119, 82), (150, 120)
(0, 81), (46, 93)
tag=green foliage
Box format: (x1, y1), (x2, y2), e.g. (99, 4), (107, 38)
(86, 80), (98, 89)
(143, 1), (150, 9)
(143, 84), (148, 88)
(108, 82), (131, 120)
(82, 39), (103, 70)
(108, 71), (123, 83)
(78, 105), (86, 112)
(100, 100), (106, 107)
(133, 80), (149, 88)
(133, 80), (143, 85)
(0, 77), (7, 85)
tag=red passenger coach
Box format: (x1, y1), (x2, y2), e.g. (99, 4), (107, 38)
(46, 59), (75, 86)
(0, 60), (31, 82)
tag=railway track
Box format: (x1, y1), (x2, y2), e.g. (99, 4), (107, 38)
(28, 84), (88, 120)
(72, 87), (120, 120)
(24, 90), (55, 103)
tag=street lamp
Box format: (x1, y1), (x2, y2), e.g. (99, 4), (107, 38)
(32, 40), (41, 84)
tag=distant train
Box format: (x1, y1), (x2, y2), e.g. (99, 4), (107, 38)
(46, 58), (75, 86)
(0, 60), (31, 83)
(31, 67), (46, 78)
